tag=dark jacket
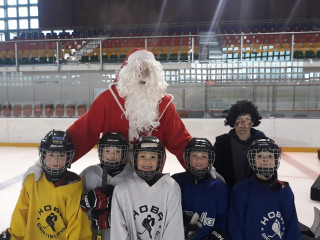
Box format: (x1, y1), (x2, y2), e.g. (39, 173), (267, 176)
(213, 128), (266, 189)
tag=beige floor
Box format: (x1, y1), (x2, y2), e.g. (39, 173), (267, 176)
(0, 147), (319, 230)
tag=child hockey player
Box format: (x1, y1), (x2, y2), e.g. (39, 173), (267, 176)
(0, 130), (92, 240)
(80, 132), (131, 239)
(228, 138), (301, 240)
(172, 137), (230, 240)
(110, 136), (184, 240)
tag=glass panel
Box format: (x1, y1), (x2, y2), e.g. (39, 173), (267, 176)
(19, 19), (28, 29)
(29, 0), (38, 3)
(0, 8), (4, 18)
(7, 0), (17, 5)
(18, 0), (28, 4)
(293, 86), (307, 110)
(30, 6), (38, 16)
(0, 73), (7, 102)
(276, 86), (293, 115)
(7, 72), (34, 106)
(0, 20), (4, 30)
(61, 72), (91, 104)
(8, 19), (17, 29)
(8, 7), (17, 17)
(308, 86), (320, 111)
(255, 86), (272, 117)
(34, 74), (61, 105)
(0, 0), (4, 6)
(18, 6), (28, 16)
(30, 18), (38, 28)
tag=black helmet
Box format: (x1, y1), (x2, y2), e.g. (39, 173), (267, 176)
(132, 136), (166, 181)
(39, 130), (75, 176)
(247, 138), (281, 178)
(97, 132), (129, 169)
(183, 138), (215, 179)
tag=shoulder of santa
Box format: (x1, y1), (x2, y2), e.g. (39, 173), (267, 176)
(158, 94), (173, 111)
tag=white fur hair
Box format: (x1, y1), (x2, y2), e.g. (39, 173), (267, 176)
(116, 57), (168, 136)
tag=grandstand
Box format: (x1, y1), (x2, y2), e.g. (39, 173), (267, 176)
(0, 0), (320, 119)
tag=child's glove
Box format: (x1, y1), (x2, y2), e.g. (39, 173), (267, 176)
(210, 166), (226, 183)
(183, 212), (203, 240)
(0, 229), (11, 240)
(22, 158), (43, 185)
(91, 209), (111, 230)
(80, 185), (114, 211)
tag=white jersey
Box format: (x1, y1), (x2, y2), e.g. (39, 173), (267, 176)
(110, 172), (184, 240)
(80, 163), (133, 240)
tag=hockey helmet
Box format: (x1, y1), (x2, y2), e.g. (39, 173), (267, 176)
(39, 129), (75, 176)
(132, 136), (166, 181)
(247, 138), (281, 178)
(97, 132), (129, 169)
(183, 138), (215, 179)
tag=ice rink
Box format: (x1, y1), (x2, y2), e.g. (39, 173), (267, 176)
(0, 146), (319, 231)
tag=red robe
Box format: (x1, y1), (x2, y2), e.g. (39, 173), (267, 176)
(67, 83), (191, 168)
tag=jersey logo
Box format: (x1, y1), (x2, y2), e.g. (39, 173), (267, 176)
(137, 215), (156, 239)
(199, 212), (215, 227)
(260, 210), (285, 239)
(133, 204), (163, 240)
(36, 204), (66, 238)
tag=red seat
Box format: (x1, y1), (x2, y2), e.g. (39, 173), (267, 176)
(55, 104), (64, 117)
(45, 104), (54, 117)
(77, 104), (87, 117)
(3, 105), (12, 117)
(23, 105), (32, 117)
(12, 105), (22, 117)
(66, 104), (75, 118)
(34, 104), (43, 118)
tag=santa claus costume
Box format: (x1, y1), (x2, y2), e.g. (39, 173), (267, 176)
(67, 48), (192, 167)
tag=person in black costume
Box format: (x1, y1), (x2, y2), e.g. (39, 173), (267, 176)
(213, 100), (266, 189)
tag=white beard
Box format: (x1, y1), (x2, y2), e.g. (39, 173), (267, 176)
(116, 59), (168, 142)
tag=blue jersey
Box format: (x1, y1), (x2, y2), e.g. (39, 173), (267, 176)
(229, 177), (301, 240)
(172, 172), (230, 240)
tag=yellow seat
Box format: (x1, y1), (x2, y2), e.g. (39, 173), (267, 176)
(252, 44), (261, 51)
(281, 43), (291, 50)
(301, 42), (310, 48)
(47, 49), (54, 57)
(31, 50), (39, 58)
(172, 46), (180, 52)
(39, 50), (47, 57)
(23, 50), (30, 58)
(272, 44), (281, 50)
(7, 50), (14, 58)
(313, 42), (320, 48)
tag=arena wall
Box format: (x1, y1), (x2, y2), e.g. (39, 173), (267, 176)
(0, 118), (319, 151)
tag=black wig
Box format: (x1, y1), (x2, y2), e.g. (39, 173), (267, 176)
(224, 99), (262, 127)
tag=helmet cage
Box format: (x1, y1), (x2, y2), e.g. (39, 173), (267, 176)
(132, 148), (165, 181)
(97, 132), (129, 169)
(183, 138), (215, 179)
(184, 147), (215, 179)
(38, 130), (75, 176)
(39, 147), (75, 175)
(247, 148), (281, 178)
(98, 143), (128, 169)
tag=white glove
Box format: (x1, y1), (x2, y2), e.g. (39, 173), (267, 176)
(210, 166), (226, 183)
(22, 158), (43, 185)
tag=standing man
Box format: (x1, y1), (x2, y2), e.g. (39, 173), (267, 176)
(67, 48), (191, 166)
(24, 48), (192, 181)
(213, 100), (266, 189)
